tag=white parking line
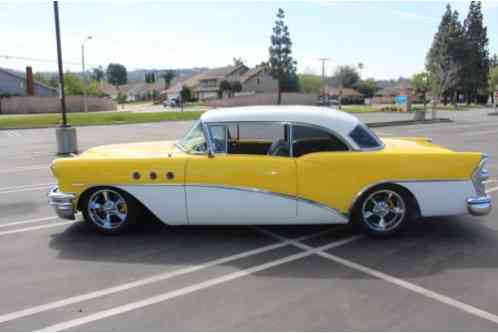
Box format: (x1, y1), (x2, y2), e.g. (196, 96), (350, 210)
(0, 221), (73, 237)
(0, 165), (47, 174)
(0, 185), (52, 195)
(487, 186), (498, 194)
(39, 234), (361, 332)
(0, 228), (336, 325)
(0, 216), (57, 229)
(0, 183), (53, 195)
(254, 227), (498, 326)
(5, 131), (21, 138)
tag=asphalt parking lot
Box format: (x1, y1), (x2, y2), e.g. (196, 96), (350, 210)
(1, 109), (498, 331)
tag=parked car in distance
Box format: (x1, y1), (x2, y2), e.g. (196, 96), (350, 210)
(48, 106), (492, 237)
(162, 97), (179, 108)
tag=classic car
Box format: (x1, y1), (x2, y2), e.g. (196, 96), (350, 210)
(48, 106), (492, 237)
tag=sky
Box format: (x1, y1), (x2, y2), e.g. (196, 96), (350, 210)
(1, 1), (497, 80)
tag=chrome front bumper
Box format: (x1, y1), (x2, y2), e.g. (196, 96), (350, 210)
(467, 195), (492, 216)
(48, 186), (76, 220)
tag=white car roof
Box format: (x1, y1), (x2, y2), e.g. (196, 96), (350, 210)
(200, 105), (360, 139)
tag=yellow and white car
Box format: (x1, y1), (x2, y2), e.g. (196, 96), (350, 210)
(48, 106), (492, 237)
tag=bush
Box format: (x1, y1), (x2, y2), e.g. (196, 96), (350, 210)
(380, 106), (404, 112)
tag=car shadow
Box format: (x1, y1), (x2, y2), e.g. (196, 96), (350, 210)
(48, 216), (498, 280)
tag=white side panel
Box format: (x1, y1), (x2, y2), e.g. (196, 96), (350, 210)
(117, 185), (187, 225)
(186, 186), (297, 225)
(297, 200), (349, 224)
(398, 181), (475, 217)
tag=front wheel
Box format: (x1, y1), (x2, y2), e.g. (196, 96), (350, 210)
(353, 186), (414, 237)
(82, 188), (139, 235)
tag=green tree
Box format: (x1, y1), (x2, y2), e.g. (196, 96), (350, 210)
(231, 81), (242, 94)
(411, 72), (432, 111)
(106, 63), (128, 95)
(145, 72), (156, 101)
(426, 4), (466, 109)
(463, 1), (489, 103)
(63, 72), (85, 95)
(268, 8), (297, 105)
(219, 79), (232, 98)
(354, 79), (379, 98)
(330, 65), (360, 89)
(233, 57), (244, 66)
(298, 74), (321, 94)
(91, 66), (105, 82)
(180, 85), (192, 103)
(161, 70), (176, 89)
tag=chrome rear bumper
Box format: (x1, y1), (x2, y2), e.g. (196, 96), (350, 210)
(48, 186), (76, 220)
(467, 195), (492, 216)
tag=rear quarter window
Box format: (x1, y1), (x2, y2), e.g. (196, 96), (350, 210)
(349, 125), (382, 149)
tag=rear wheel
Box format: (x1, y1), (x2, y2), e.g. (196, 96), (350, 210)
(82, 188), (139, 235)
(353, 185), (414, 237)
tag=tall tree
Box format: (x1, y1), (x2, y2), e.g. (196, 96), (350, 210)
(161, 70), (176, 90)
(106, 63), (128, 94)
(233, 57), (244, 66)
(268, 8), (297, 105)
(329, 65), (360, 88)
(411, 72), (432, 113)
(91, 66), (105, 82)
(145, 71), (156, 100)
(354, 79), (379, 98)
(463, 1), (489, 103)
(426, 4), (466, 109)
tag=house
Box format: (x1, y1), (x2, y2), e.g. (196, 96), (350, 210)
(165, 64), (278, 101)
(323, 86), (364, 104)
(0, 67), (57, 97)
(196, 64), (248, 100)
(239, 66), (278, 94)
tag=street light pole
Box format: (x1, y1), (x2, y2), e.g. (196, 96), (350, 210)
(81, 36), (92, 113)
(53, 1), (78, 155)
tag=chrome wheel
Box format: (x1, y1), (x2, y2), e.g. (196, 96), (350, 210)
(361, 190), (406, 232)
(87, 189), (128, 230)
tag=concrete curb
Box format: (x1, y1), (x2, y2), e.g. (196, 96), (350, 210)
(366, 118), (452, 128)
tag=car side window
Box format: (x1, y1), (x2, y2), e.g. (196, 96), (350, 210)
(208, 123), (290, 157)
(208, 125), (227, 153)
(292, 125), (349, 157)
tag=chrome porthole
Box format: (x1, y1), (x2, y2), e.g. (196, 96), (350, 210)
(87, 189), (128, 230)
(361, 190), (406, 232)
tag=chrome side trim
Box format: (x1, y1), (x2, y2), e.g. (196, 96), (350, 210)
(85, 182), (345, 219)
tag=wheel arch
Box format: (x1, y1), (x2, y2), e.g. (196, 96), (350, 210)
(76, 185), (156, 220)
(349, 182), (421, 219)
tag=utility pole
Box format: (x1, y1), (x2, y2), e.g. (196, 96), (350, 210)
(81, 36), (92, 112)
(53, 1), (78, 155)
(318, 58), (330, 102)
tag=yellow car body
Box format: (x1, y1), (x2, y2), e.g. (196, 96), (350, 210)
(48, 106), (491, 234)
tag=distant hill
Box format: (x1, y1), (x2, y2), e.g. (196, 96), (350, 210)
(27, 67), (210, 83)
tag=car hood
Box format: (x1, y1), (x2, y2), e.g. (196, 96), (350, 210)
(79, 140), (185, 158)
(381, 137), (453, 153)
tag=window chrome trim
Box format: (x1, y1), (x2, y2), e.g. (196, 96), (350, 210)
(204, 121), (293, 157)
(349, 124), (385, 152)
(203, 120), (354, 157)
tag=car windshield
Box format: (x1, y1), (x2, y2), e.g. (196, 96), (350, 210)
(349, 124), (383, 150)
(177, 121), (207, 153)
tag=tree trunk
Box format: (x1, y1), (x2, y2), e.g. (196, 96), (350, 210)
(432, 95), (439, 120)
(277, 80), (282, 105)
